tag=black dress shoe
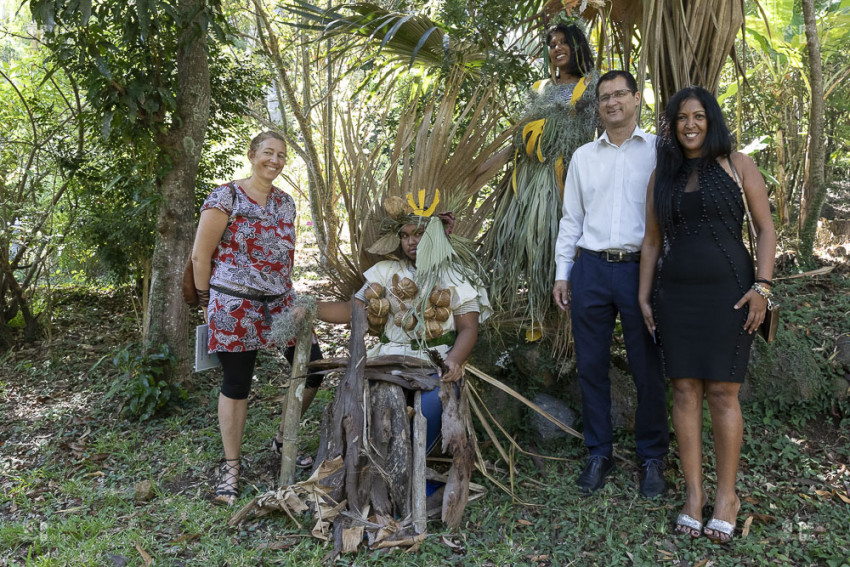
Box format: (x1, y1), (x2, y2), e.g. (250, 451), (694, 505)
(577, 455), (615, 494)
(639, 458), (666, 498)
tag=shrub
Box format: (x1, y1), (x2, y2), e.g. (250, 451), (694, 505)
(107, 343), (185, 420)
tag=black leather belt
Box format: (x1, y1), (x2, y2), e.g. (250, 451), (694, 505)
(581, 248), (641, 263)
(210, 284), (284, 302)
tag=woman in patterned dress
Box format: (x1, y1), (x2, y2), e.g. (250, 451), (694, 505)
(191, 131), (321, 505)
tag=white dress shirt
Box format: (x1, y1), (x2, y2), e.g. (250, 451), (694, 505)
(554, 126), (657, 281)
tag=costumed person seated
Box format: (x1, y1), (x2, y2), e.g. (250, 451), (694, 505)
(309, 192), (491, 455)
(483, 21), (598, 334)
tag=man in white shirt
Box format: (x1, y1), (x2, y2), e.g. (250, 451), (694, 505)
(553, 70), (669, 497)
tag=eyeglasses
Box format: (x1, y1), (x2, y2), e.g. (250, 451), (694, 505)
(598, 89), (635, 104)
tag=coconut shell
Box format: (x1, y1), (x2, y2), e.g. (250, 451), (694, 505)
(367, 314), (388, 328)
(424, 319), (444, 340)
(393, 277), (418, 300)
(383, 195), (407, 217)
(394, 310), (417, 331)
(423, 305), (436, 320)
(364, 282), (385, 300)
(434, 306), (451, 322)
(429, 288), (451, 308)
(367, 297), (390, 317)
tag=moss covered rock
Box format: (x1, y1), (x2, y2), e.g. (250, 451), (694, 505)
(742, 325), (828, 405)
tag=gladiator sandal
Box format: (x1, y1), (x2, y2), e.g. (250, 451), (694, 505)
(213, 457), (240, 506)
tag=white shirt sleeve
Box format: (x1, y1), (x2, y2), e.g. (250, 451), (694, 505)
(555, 150), (586, 282)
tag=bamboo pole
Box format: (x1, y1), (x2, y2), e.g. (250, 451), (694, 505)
(278, 315), (314, 487)
(411, 390), (427, 534)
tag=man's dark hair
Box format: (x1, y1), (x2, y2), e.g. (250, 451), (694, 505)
(596, 70), (638, 98)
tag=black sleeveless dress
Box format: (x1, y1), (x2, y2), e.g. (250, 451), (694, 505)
(653, 158), (755, 382)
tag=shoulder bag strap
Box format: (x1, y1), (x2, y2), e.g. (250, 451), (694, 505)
(727, 156), (758, 267)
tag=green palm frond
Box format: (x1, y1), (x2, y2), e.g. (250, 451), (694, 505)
(288, 0), (488, 74)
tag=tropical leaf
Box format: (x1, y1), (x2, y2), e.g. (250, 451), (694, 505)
(287, 0), (488, 75)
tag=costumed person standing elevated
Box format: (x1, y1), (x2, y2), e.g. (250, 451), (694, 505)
(312, 191), (491, 452)
(484, 22), (598, 333)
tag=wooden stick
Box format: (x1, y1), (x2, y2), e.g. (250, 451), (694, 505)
(279, 314), (315, 487)
(411, 390), (427, 534)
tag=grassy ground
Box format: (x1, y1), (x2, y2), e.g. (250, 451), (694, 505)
(1, 267), (849, 566)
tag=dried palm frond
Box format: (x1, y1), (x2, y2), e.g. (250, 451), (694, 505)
(318, 87), (400, 300)
(392, 72), (515, 236)
(321, 69), (515, 300)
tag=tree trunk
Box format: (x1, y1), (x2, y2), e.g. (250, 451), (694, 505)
(774, 127), (789, 226)
(439, 378), (475, 528)
(144, 0), (211, 378)
(639, 0), (745, 111)
(798, 0), (826, 264)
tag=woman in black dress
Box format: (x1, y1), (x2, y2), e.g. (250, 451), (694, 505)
(638, 87), (776, 542)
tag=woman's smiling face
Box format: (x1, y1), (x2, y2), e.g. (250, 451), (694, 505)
(548, 31), (572, 71)
(249, 138), (287, 182)
(676, 97), (708, 159)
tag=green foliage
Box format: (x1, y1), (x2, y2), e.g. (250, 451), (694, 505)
(0, 22), (91, 340)
(31, 0), (225, 137)
(25, 0), (263, 286)
(107, 342), (185, 420)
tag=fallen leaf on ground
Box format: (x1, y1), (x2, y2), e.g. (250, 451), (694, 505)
(750, 513), (778, 524)
(257, 541), (295, 551)
(442, 536), (461, 548)
(742, 515), (754, 537)
(134, 543), (152, 567)
(342, 526), (364, 553)
(169, 533), (200, 544)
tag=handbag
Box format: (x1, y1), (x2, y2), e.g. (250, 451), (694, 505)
(182, 256), (199, 306)
(182, 182), (237, 307)
(728, 158), (779, 343)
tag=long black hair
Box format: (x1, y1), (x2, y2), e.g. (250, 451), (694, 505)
(545, 24), (594, 76)
(654, 86), (732, 228)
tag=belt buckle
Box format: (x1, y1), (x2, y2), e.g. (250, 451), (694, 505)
(604, 249), (624, 262)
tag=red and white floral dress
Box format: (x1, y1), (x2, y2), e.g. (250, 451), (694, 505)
(203, 182), (297, 353)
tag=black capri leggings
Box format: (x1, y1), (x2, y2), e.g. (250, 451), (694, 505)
(218, 341), (325, 400)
